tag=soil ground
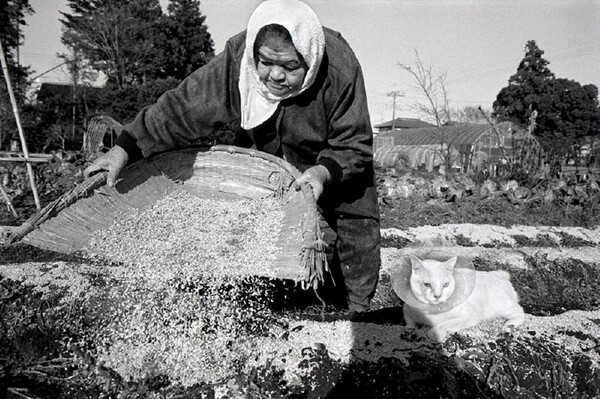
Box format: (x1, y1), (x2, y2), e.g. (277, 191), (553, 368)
(1, 166), (599, 398)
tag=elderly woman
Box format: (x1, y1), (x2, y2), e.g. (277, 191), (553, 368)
(85, 0), (380, 313)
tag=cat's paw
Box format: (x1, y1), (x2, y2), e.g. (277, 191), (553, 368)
(403, 312), (417, 328)
(502, 324), (514, 333)
(404, 319), (417, 328)
(502, 319), (523, 335)
(427, 327), (448, 343)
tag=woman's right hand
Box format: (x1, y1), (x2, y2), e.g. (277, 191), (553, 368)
(83, 145), (129, 187)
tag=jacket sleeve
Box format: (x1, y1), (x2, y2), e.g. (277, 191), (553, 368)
(118, 40), (241, 158)
(317, 64), (374, 185)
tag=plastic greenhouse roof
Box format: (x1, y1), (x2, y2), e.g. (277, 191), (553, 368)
(376, 124), (494, 147)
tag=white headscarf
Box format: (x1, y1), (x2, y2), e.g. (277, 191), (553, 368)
(239, 0), (325, 130)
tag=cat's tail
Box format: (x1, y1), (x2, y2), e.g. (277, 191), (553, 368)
(499, 269), (525, 333)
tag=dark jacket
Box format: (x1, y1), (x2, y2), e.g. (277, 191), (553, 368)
(116, 28), (378, 219)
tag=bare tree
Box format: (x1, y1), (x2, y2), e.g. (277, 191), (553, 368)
(399, 50), (460, 173)
(399, 49), (451, 128)
(453, 105), (491, 124)
(51, 126), (69, 151)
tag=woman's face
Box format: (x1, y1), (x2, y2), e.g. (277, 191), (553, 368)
(255, 36), (308, 97)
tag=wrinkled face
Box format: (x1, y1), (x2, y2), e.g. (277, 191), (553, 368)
(255, 36), (308, 97)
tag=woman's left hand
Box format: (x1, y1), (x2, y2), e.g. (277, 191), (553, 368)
(294, 165), (331, 200)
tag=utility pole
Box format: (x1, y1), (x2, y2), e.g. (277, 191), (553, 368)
(387, 91), (405, 130)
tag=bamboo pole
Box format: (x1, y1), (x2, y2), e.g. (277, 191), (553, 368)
(0, 151), (53, 158)
(0, 39), (41, 210)
(0, 183), (18, 218)
(0, 157), (50, 163)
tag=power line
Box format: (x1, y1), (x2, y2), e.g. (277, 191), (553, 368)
(551, 44), (600, 62)
(27, 61), (71, 83)
(451, 99), (493, 105)
(20, 51), (60, 57)
(446, 66), (515, 85)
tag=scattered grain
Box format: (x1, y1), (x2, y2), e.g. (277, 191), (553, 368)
(83, 190), (287, 387)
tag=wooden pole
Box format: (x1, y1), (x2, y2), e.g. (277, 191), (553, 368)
(0, 39), (41, 211)
(387, 91), (405, 130)
(0, 156), (50, 163)
(0, 183), (18, 218)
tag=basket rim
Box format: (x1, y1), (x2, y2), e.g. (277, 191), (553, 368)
(208, 145), (302, 180)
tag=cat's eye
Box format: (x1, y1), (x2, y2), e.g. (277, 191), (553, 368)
(423, 283), (431, 288)
(443, 282), (450, 287)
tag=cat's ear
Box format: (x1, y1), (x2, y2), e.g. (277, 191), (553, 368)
(444, 256), (458, 270)
(409, 255), (424, 270)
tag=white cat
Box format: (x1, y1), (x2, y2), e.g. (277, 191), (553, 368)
(402, 255), (525, 342)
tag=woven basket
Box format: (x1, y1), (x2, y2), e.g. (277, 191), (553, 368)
(8, 145), (331, 286)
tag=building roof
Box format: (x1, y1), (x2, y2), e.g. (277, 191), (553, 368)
(374, 117), (436, 129)
(376, 123), (495, 148)
(37, 82), (105, 101)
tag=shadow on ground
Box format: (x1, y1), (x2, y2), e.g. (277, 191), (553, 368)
(1, 244), (599, 398)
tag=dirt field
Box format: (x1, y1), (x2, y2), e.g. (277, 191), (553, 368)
(1, 166), (599, 398)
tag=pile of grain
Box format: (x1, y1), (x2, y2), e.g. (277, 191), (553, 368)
(87, 189), (284, 283)
(83, 190), (287, 386)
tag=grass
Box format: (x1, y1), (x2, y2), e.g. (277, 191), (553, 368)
(511, 233), (558, 247)
(380, 196), (600, 230)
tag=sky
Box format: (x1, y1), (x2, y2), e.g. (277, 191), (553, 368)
(18, 0), (600, 126)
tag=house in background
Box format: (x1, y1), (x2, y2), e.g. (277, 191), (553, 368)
(374, 121), (531, 173)
(36, 82), (106, 112)
(373, 117), (435, 133)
